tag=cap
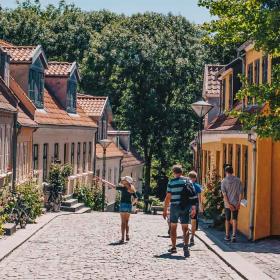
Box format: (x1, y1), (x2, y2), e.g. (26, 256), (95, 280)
(121, 176), (134, 184)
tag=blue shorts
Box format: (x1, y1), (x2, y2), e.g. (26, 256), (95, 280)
(119, 203), (132, 213)
(170, 205), (190, 224)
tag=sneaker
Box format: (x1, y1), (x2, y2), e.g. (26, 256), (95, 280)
(168, 247), (177, 254)
(231, 236), (237, 243)
(224, 235), (230, 241)
(189, 236), (195, 246)
(183, 246), (190, 258)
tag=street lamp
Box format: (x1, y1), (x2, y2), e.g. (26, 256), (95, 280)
(99, 139), (112, 211)
(191, 100), (214, 184)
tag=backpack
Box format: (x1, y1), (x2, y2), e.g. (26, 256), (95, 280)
(179, 180), (198, 209)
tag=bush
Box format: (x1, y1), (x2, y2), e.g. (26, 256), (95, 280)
(136, 200), (145, 210)
(17, 181), (43, 221)
(203, 169), (224, 225)
(74, 185), (104, 211)
(150, 196), (163, 207)
(48, 163), (73, 193)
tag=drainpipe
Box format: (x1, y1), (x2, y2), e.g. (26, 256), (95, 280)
(93, 130), (97, 176)
(248, 131), (257, 241)
(12, 113), (18, 192)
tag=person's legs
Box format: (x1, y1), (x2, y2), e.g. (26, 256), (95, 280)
(231, 210), (239, 242)
(125, 213), (130, 240)
(181, 224), (190, 246)
(120, 213), (126, 241)
(170, 223), (177, 249)
(180, 209), (190, 257)
(224, 208), (231, 241)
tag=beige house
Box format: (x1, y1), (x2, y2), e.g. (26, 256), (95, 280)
(0, 41), (97, 193)
(108, 129), (144, 193)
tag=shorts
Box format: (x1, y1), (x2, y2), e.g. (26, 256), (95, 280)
(190, 204), (199, 220)
(119, 203), (132, 213)
(225, 208), (239, 221)
(170, 205), (190, 225)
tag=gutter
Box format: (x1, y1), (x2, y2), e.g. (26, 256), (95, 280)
(12, 113), (18, 192)
(249, 136), (257, 240)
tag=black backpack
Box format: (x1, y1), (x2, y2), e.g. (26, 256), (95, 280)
(179, 180), (198, 209)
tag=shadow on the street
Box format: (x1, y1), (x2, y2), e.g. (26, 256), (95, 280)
(108, 241), (127, 246)
(154, 253), (186, 260)
(157, 235), (170, 238)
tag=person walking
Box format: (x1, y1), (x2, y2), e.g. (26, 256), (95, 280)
(221, 165), (243, 242)
(116, 176), (138, 244)
(188, 171), (202, 246)
(163, 165), (196, 257)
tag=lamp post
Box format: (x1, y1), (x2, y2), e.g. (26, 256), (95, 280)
(99, 139), (112, 211)
(191, 100), (214, 184)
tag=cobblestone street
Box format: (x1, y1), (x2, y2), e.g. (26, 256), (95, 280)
(0, 212), (241, 280)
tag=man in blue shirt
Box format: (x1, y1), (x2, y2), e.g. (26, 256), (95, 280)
(188, 171), (203, 246)
(163, 165), (196, 257)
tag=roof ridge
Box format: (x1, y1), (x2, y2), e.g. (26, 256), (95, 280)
(77, 94), (108, 99)
(48, 61), (73, 64)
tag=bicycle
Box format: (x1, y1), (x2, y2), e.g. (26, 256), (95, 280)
(43, 183), (63, 212)
(7, 192), (30, 229)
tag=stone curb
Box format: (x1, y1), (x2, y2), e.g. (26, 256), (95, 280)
(0, 211), (91, 263)
(195, 229), (273, 280)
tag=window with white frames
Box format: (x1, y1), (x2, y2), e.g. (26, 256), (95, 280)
(0, 124), (11, 175)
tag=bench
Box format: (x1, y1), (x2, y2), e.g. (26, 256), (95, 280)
(151, 206), (164, 215)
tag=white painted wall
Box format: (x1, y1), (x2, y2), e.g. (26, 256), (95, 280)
(33, 126), (96, 191)
(96, 157), (122, 207)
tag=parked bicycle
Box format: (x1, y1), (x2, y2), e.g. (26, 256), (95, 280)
(7, 192), (31, 229)
(43, 182), (63, 212)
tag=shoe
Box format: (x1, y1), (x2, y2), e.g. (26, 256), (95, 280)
(224, 235), (230, 241)
(231, 236), (236, 243)
(119, 239), (125, 244)
(183, 246), (190, 258)
(189, 236), (195, 246)
(168, 247), (177, 254)
(126, 235), (130, 241)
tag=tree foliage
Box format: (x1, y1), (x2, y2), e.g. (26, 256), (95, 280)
(199, 0), (280, 140)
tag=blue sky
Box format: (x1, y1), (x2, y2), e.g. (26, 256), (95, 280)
(0, 0), (212, 24)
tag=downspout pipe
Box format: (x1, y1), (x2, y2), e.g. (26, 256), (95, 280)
(12, 113), (18, 192)
(249, 137), (257, 241)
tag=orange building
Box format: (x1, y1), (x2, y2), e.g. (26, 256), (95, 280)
(199, 42), (280, 240)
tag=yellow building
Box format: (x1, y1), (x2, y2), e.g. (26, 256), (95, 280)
(201, 42), (280, 240)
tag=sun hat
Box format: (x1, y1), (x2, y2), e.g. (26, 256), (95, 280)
(121, 176), (134, 184)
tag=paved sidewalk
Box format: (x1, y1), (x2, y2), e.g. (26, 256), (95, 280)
(198, 220), (280, 280)
(0, 212), (241, 280)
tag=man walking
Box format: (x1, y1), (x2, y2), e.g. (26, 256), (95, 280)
(188, 171), (202, 246)
(221, 165), (243, 242)
(163, 165), (196, 257)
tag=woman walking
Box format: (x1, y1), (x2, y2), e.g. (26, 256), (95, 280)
(116, 176), (138, 243)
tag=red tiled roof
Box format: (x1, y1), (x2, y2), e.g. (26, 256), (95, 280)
(122, 150), (144, 168)
(206, 114), (242, 131)
(0, 93), (16, 112)
(0, 39), (14, 47)
(203, 65), (224, 98)
(1, 46), (37, 63)
(96, 142), (123, 159)
(46, 62), (74, 77)
(18, 108), (37, 127)
(35, 89), (97, 128)
(77, 94), (108, 118)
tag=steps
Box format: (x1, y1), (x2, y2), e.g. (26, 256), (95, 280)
(61, 195), (91, 214)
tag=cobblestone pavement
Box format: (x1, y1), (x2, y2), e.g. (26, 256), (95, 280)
(0, 213), (242, 280)
(200, 221), (280, 279)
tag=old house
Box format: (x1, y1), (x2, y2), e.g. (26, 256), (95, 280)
(199, 42), (280, 240)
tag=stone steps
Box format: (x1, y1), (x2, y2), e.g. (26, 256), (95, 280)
(3, 223), (16, 236)
(61, 199), (78, 207)
(60, 196), (91, 213)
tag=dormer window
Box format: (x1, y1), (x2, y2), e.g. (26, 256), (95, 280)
(28, 58), (44, 108)
(66, 75), (77, 114)
(0, 52), (10, 86)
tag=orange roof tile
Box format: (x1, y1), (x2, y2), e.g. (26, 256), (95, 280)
(35, 89), (97, 128)
(1, 46), (37, 63)
(77, 94), (108, 118)
(0, 39), (14, 47)
(122, 150), (144, 168)
(0, 93), (16, 112)
(46, 62), (75, 77)
(203, 65), (224, 98)
(18, 108), (37, 127)
(96, 142), (123, 159)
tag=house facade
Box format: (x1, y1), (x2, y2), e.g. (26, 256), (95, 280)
(0, 41), (97, 193)
(199, 42), (280, 240)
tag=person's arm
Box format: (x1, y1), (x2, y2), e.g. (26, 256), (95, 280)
(163, 193), (171, 219)
(198, 193), (203, 212)
(132, 192), (138, 205)
(236, 182), (243, 210)
(222, 192), (235, 211)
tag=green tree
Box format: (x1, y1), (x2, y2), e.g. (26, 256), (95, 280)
(199, 0), (280, 140)
(81, 14), (205, 198)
